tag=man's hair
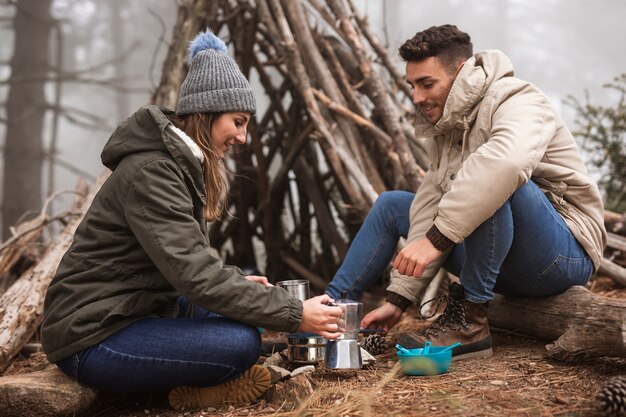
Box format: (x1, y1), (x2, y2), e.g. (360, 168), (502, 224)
(399, 25), (473, 73)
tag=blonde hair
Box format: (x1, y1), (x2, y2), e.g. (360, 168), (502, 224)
(170, 112), (229, 222)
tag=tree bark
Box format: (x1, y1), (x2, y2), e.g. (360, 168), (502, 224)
(488, 285), (626, 361)
(2, 0), (52, 239)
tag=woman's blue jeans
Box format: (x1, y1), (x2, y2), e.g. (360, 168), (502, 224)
(55, 297), (262, 392)
(326, 181), (593, 303)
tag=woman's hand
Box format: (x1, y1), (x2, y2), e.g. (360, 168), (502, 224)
(299, 294), (344, 339)
(245, 275), (273, 287)
(392, 237), (443, 278)
(361, 302), (403, 333)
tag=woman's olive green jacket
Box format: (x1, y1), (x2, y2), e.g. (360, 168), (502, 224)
(42, 106), (302, 363)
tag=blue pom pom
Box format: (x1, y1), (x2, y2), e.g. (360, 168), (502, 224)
(188, 29), (227, 64)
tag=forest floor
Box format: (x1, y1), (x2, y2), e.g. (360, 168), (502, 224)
(7, 277), (626, 417)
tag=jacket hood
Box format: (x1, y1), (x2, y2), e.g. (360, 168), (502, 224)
(101, 105), (206, 202)
(416, 49), (515, 135)
(102, 106), (175, 170)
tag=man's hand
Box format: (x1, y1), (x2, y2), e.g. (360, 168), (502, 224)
(299, 294), (344, 339)
(392, 237), (444, 278)
(361, 302), (403, 332)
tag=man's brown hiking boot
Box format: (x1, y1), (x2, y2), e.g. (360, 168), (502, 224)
(168, 365), (271, 410)
(398, 282), (493, 361)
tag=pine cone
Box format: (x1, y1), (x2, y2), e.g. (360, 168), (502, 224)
(360, 334), (389, 356)
(598, 376), (626, 416)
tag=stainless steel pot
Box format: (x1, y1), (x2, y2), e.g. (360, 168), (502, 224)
(287, 333), (326, 364)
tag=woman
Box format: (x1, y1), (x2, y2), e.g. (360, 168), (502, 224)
(41, 29), (343, 411)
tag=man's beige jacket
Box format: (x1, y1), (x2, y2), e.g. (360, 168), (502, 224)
(387, 50), (607, 304)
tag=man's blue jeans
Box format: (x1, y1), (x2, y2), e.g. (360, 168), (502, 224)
(326, 191), (413, 301)
(326, 181), (593, 303)
(55, 297), (261, 392)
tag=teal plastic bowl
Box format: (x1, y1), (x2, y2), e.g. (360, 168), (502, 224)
(397, 346), (452, 376)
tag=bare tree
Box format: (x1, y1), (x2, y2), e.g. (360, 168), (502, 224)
(2, 0), (52, 240)
(109, 0), (130, 123)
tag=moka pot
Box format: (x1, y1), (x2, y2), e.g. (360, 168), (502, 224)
(324, 292), (363, 369)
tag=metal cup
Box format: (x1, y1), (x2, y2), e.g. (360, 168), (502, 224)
(276, 279), (310, 301)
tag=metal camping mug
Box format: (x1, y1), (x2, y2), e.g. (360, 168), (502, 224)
(276, 279), (310, 302)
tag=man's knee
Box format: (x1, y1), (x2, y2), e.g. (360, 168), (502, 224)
(372, 191), (411, 214)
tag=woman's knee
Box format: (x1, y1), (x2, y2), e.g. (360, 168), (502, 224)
(226, 324), (262, 371)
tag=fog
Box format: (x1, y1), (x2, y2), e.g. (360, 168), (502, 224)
(1, 0), (625, 220)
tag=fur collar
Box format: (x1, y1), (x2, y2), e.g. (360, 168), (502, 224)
(168, 125), (204, 164)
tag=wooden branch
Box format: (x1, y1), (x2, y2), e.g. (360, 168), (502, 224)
(269, 123), (314, 203)
(1, 190), (85, 255)
(0, 173), (107, 372)
(598, 258), (626, 287)
(149, 0), (219, 108)
(608, 232), (626, 252)
(312, 88), (391, 146)
(294, 156), (348, 258)
(0, 218), (43, 296)
(281, 252), (328, 291)
(605, 210), (625, 224)
(317, 34), (370, 120)
(262, 0), (377, 206)
(288, 2), (386, 197)
(347, 0), (412, 99)
(488, 285), (626, 361)
(280, 0), (378, 194)
(326, 0), (421, 191)
(605, 210), (625, 236)
(0, 185), (90, 294)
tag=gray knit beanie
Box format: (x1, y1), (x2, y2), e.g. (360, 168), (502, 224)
(176, 29), (256, 116)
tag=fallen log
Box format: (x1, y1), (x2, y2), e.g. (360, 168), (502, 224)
(0, 216), (44, 295)
(0, 186), (88, 295)
(0, 174), (107, 372)
(488, 285), (626, 361)
(0, 367), (96, 417)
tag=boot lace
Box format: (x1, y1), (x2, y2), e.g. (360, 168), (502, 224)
(419, 294), (469, 338)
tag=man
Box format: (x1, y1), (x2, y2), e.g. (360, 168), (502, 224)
(326, 24), (606, 360)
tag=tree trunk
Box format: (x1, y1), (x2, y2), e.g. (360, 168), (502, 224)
(488, 285), (626, 361)
(2, 0), (52, 239)
(110, 0), (129, 123)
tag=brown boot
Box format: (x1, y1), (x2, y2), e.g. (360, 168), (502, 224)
(168, 365), (271, 410)
(398, 282), (493, 361)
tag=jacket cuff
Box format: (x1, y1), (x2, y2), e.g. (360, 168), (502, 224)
(386, 291), (412, 311)
(426, 225), (454, 252)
